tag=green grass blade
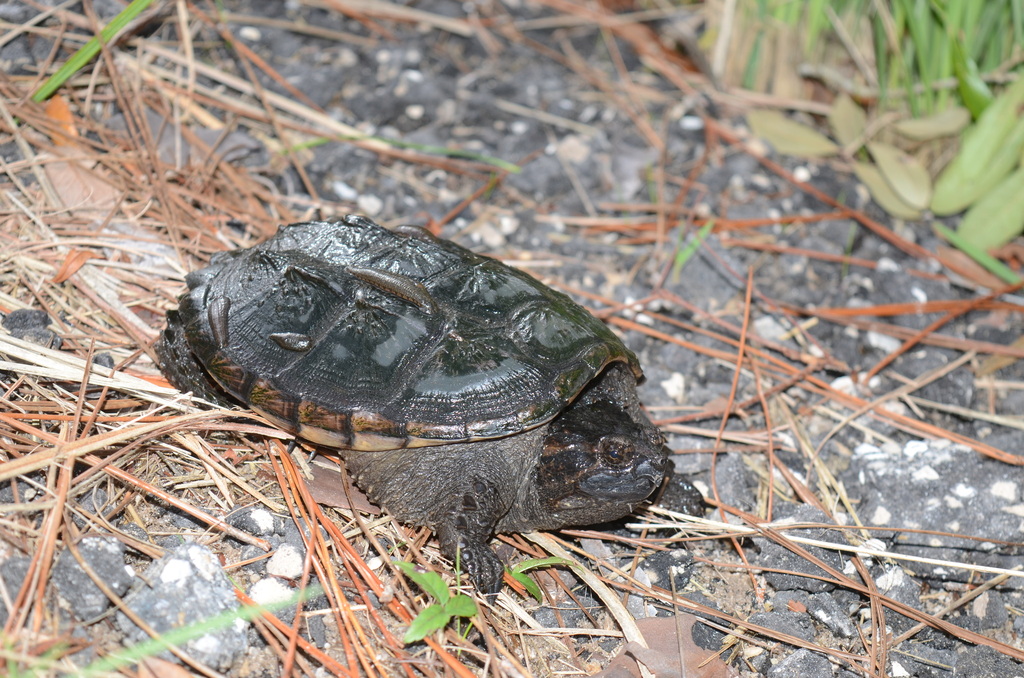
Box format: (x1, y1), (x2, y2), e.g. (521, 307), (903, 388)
(1013, 0), (1024, 52)
(934, 223), (1023, 285)
(81, 585), (317, 675)
(32, 0), (156, 102)
(803, 0), (830, 55)
(671, 220), (714, 281)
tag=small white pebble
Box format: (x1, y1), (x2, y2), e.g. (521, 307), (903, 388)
(830, 375), (856, 396)
(238, 26), (261, 41)
(792, 166), (811, 183)
(248, 508), (275, 534)
(679, 115), (704, 131)
(891, 660), (911, 677)
(249, 577), (293, 606)
(160, 559), (194, 584)
(331, 181), (358, 202)
(912, 465), (939, 482)
(877, 257), (900, 272)
(875, 566), (907, 591)
(953, 483), (977, 498)
(498, 214), (519, 235)
(356, 194), (383, 216)
(903, 440), (929, 458)
(990, 480), (1019, 502)
(659, 372), (686, 404)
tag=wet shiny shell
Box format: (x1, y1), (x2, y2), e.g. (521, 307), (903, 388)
(170, 215), (641, 450)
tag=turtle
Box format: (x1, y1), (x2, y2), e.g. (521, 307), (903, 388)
(157, 215), (682, 593)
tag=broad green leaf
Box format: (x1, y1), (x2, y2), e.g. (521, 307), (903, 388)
(957, 166), (1024, 251)
(868, 142), (932, 210)
(932, 77), (1024, 215)
(444, 594), (477, 618)
(507, 569), (543, 602)
(952, 40), (994, 117)
(403, 604), (449, 644)
(893, 107), (971, 140)
(828, 93), (867, 148)
(747, 110), (838, 157)
(392, 561), (450, 604)
(932, 117), (1024, 214)
(853, 161), (922, 220)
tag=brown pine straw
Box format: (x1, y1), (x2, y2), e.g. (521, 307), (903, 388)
(2, 2), (1024, 676)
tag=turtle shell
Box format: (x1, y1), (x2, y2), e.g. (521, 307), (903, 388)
(165, 215), (642, 450)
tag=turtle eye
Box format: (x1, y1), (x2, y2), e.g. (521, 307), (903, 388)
(598, 436), (633, 464)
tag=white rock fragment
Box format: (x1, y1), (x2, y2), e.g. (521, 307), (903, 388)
(356, 194), (383, 216)
(990, 480), (1018, 502)
(679, 115), (704, 131)
(866, 331), (902, 354)
(248, 508), (276, 535)
(160, 558), (194, 584)
(267, 544), (304, 580)
(903, 440), (929, 458)
(870, 505), (891, 525)
(249, 577), (293, 607)
(659, 372), (686, 404)
(952, 483), (976, 499)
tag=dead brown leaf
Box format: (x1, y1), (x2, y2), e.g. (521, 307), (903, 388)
(307, 459), (382, 514)
(44, 94), (78, 143)
(597, 615), (739, 678)
(50, 249), (102, 284)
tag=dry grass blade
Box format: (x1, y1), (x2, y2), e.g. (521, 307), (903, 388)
(2, 1), (1023, 676)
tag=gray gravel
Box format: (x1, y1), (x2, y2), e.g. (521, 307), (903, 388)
(2, 0), (1023, 676)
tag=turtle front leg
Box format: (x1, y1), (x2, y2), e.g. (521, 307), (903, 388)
(434, 479), (506, 594)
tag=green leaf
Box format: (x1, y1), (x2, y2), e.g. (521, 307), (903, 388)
(932, 117), (1024, 215)
(867, 142), (932, 210)
(403, 604), (450, 644)
(932, 77), (1024, 215)
(512, 557), (576, 574)
(957, 166), (1024, 251)
(392, 561), (450, 604)
(951, 40), (994, 118)
(506, 557), (577, 602)
(828, 93), (867, 148)
(746, 110), (838, 158)
(893, 107), (971, 140)
(507, 569), (544, 602)
(444, 595), (478, 618)
(852, 161), (922, 220)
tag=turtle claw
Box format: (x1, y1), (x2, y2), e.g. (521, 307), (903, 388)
(459, 543), (505, 595)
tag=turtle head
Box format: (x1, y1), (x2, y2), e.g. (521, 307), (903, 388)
(533, 397), (669, 526)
